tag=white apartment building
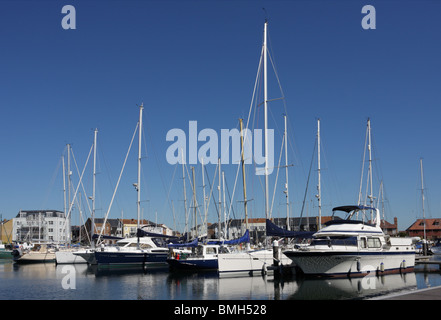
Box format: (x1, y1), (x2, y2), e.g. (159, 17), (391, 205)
(13, 210), (70, 243)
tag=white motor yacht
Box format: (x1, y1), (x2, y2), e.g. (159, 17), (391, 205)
(283, 205), (416, 277)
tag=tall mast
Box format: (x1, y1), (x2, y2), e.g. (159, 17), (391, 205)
(62, 154), (66, 244)
(67, 143), (71, 244)
(137, 103), (143, 248)
(317, 118), (322, 230)
(218, 157), (222, 238)
(367, 119), (374, 219)
(222, 171), (227, 239)
(181, 150), (188, 241)
(91, 128), (98, 247)
(284, 115), (290, 230)
(201, 158), (207, 237)
(239, 119), (249, 231)
(191, 166), (197, 239)
(420, 158), (427, 255)
(263, 20), (270, 221)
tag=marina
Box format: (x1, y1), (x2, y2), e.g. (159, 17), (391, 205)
(1, 1), (441, 305)
(2, 255), (441, 300)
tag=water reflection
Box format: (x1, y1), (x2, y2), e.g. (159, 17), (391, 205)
(289, 273), (417, 300)
(0, 260), (432, 300)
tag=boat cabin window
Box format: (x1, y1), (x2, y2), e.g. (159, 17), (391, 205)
(311, 236), (357, 246)
(219, 246), (230, 254)
(359, 237), (381, 249)
(117, 242), (129, 247)
(206, 247), (217, 255)
(360, 237), (367, 249)
(367, 237), (381, 248)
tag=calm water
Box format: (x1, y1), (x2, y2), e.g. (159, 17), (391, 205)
(1, 257), (441, 300)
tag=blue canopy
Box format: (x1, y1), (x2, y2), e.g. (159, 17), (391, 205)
(265, 219), (314, 238)
(92, 234), (124, 240)
(206, 229), (250, 245)
(136, 229), (179, 239)
(167, 230), (251, 248)
(168, 238), (198, 248)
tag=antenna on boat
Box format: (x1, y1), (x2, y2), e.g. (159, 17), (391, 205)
(262, 8), (268, 22)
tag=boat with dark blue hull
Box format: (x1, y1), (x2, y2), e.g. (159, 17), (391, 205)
(167, 230), (250, 271)
(93, 230), (177, 267)
(94, 247), (169, 267)
(167, 243), (230, 271)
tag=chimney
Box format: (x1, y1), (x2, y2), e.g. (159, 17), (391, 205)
(394, 217), (398, 227)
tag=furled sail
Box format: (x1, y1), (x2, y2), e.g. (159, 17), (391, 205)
(265, 219), (314, 238)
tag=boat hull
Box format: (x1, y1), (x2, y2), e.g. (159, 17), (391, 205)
(73, 250), (97, 265)
(94, 250), (168, 267)
(0, 250), (13, 259)
(284, 250), (415, 277)
(430, 246), (441, 255)
(55, 250), (87, 264)
(13, 251), (56, 264)
(217, 249), (292, 276)
(167, 257), (218, 271)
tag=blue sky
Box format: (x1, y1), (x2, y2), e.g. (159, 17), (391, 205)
(1, 0), (440, 232)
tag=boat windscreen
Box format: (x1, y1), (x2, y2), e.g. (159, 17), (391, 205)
(311, 236), (358, 247)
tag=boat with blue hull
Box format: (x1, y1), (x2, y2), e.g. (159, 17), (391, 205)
(166, 243), (225, 271)
(167, 231), (249, 271)
(94, 248), (169, 267)
(283, 206), (416, 278)
(93, 229), (176, 267)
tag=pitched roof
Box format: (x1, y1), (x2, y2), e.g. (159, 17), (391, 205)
(407, 218), (441, 231)
(380, 219), (396, 229)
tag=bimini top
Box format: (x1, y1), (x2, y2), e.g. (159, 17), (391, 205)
(332, 205), (376, 214)
(326, 205), (379, 228)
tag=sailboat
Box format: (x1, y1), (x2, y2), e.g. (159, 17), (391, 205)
(55, 136), (97, 265)
(92, 104), (170, 268)
(166, 156), (251, 271)
(217, 20), (295, 277)
(12, 243), (56, 264)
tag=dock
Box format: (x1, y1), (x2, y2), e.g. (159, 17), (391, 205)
(415, 255), (441, 270)
(372, 285), (441, 300)
(372, 256), (441, 300)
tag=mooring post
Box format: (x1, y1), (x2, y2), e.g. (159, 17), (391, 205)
(273, 240), (280, 277)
